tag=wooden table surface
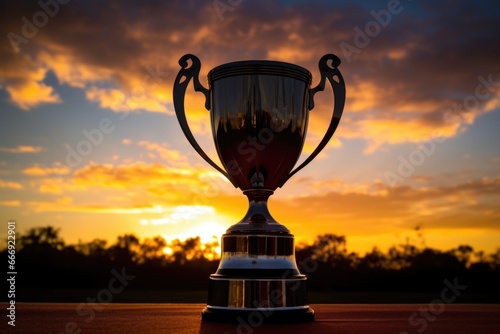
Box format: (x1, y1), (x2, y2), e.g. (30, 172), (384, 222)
(3, 303), (500, 334)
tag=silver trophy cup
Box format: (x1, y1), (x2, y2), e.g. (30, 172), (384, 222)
(173, 53), (345, 322)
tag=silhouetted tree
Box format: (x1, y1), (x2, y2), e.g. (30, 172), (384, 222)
(107, 234), (140, 264)
(310, 234), (354, 268)
(2, 225), (500, 302)
(76, 238), (108, 257)
(139, 236), (167, 265)
(358, 247), (389, 270)
(295, 243), (314, 265)
(386, 243), (419, 270)
(19, 226), (65, 251)
(489, 248), (500, 270)
(411, 248), (462, 271)
(452, 245), (474, 268)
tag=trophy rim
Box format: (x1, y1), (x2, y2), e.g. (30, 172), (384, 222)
(208, 60), (312, 84)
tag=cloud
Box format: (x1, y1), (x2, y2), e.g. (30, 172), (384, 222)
(25, 159), (230, 203)
(0, 45), (61, 110)
(0, 145), (45, 153)
(22, 164), (70, 176)
(24, 159), (233, 214)
(38, 50), (114, 89)
(0, 200), (21, 207)
(136, 140), (188, 166)
(26, 196), (73, 213)
(353, 116), (460, 154)
(85, 86), (169, 113)
(0, 179), (23, 189)
(34, 177), (84, 195)
(278, 176), (500, 235)
(6, 79), (61, 110)
(309, 178), (387, 196)
(0, 0), (499, 148)
(26, 199), (172, 214)
(72, 161), (228, 196)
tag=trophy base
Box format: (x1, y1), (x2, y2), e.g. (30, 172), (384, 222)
(202, 232), (314, 323)
(202, 305), (314, 323)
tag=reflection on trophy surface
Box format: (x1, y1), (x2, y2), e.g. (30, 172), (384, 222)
(173, 53), (345, 322)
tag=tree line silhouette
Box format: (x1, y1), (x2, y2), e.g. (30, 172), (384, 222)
(3, 226), (499, 302)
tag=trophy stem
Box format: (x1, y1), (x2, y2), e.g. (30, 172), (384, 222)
(226, 189), (290, 234)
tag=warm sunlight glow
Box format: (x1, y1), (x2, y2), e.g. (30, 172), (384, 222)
(138, 205), (230, 258)
(161, 220), (227, 245)
(139, 205), (216, 226)
(163, 246), (173, 255)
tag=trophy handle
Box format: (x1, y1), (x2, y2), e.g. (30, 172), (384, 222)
(280, 54), (346, 187)
(173, 54), (237, 187)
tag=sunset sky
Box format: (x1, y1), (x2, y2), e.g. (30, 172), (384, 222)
(0, 0), (499, 255)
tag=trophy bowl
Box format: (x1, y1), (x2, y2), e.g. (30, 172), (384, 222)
(173, 53), (345, 323)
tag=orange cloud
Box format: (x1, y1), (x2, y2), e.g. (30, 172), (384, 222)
(85, 86), (169, 113)
(34, 178), (85, 195)
(0, 145), (45, 153)
(310, 178), (388, 196)
(22, 164), (70, 176)
(357, 117), (460, 154)
(20, 160), (229, 202)
(137, 141), (188, 166)
(309, 77), (498, 153)
(6, 80), (60, 110)
(276, 176), (500, 236)
(38, 50), (114, 88)
(71, 162), (231, 201)
(0, 51), (61, 110)
(0, 200), (21, 206)
(26, 199), (175, 214)
(24, 160), (234, 216)
(0, 179), (23, 189)
(267, 47), (313, 63)
(27, 196), (73, 213)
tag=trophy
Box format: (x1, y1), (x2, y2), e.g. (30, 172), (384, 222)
(173, 53), (345, 322)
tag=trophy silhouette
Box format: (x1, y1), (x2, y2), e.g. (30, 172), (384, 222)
(173, 53), (345, 322)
